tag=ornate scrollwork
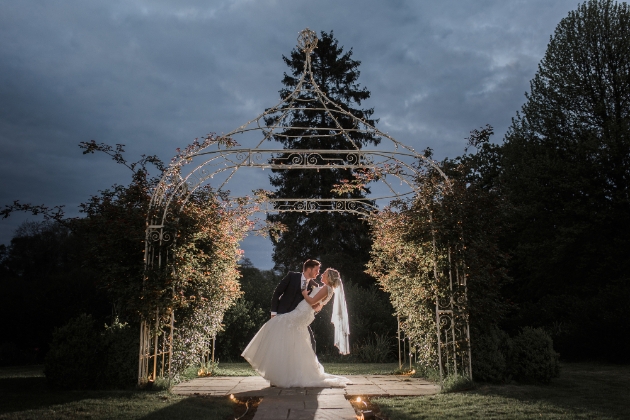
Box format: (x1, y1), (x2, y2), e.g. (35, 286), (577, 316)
(297, 28), (318, 54)
(262, 198), (375, 215)
(438, 313), (452, 331)
(149, 230), (161, 242)
(455, 294), (467, 306)
(306, 153), (321, 165)
(437, 296), (451, 311)
(235, 150), (248, 162)
(148, 229), (173, 244)
(290, 154), (304, 165)
(162, 232), (173, 243)
(346, 152), (359, 165)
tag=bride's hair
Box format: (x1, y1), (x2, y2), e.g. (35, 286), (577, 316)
(326, 269), (341, 288)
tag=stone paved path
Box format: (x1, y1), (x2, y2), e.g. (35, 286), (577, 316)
(173, 375), (440, 419)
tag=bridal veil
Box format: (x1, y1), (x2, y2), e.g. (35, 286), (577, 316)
(331, 280), (350, 354)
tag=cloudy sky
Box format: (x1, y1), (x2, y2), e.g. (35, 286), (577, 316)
(0, 0), (580, 268)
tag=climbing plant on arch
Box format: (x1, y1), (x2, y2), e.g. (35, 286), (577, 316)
(139, 29), (472, 384)
(366, 158), (473, 380)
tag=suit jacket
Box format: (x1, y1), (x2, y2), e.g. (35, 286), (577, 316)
(271, 271), (319, 314)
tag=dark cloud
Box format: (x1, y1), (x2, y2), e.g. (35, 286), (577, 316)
(0, 0), (579, 268)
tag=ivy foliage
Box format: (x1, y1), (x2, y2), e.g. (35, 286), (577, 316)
(367, 127), (512, 376)
(165, 188), (252, 376)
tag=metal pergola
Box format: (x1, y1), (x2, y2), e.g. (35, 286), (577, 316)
(139, 28), (472, 385)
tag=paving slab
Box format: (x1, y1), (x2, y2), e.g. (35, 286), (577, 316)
(171, 374), (440, 419)
(254, 393), (356, 420)
(172, 374), (440, 397)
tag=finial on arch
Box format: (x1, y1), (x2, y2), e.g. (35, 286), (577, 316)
(297, 28), (318, 54)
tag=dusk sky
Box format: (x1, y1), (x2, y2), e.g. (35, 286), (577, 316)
(0, 0), (581, 269)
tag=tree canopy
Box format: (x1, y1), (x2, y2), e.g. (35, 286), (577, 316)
(500, 0), (630, 360)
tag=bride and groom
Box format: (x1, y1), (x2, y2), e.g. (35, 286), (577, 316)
(241, 259), (351, 388)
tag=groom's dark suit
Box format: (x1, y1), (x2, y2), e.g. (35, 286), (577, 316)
(271, 271), (320, 353)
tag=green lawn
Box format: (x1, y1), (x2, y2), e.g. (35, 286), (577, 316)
(1, 362), (628, 419)
(182, 362), (400, 380)
(323, 362), (400, 375)
(224, 361), (400, 376)
(374, 363), (630, 419)
(0, 366), (234, 420)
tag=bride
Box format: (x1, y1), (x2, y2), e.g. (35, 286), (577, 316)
(241, 268), (351, 388)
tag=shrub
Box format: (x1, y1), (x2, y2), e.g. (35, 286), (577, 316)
(471, 326), (511, 382)
(45, 314), (139, 389)
(509, 327), (560, 383)
(411, 363), (441, 382)
(216, 299), (265, 362)
(213, 263), (280, 362)
(441, 374), (475, 393)
(44, 314), (98, 389)
(98, 318), (138, 388)
(353, 333), (394, 363)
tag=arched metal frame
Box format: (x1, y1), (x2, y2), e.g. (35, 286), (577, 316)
(139, 28), (471, 385)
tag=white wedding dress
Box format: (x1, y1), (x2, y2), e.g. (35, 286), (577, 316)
(241, 286), (351, 388)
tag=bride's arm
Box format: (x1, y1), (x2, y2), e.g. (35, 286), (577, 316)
(301, 287), (328, 305)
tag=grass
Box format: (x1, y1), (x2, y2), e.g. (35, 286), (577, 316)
(0, 366), (234, 420)
(180, 363), (260, 381)
(182, 361), (401, 380)
(3, 362), (628, 419)
(322, 362), (399, 375)
(0, 361), (399, 419)
(0, 362), (400, 419)
(373, 362), (630, 419)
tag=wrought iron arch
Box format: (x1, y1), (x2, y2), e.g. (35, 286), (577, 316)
(139, 28), (471, 385)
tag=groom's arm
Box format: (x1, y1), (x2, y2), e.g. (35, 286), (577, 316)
(270, 272), (292, 316)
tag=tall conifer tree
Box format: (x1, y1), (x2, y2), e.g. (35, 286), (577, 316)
(266, 31), (379, 286)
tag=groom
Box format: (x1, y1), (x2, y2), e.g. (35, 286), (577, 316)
(270, 259), (323, 353)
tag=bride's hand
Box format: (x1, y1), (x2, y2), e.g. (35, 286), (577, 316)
(302, 289), (309, 296)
